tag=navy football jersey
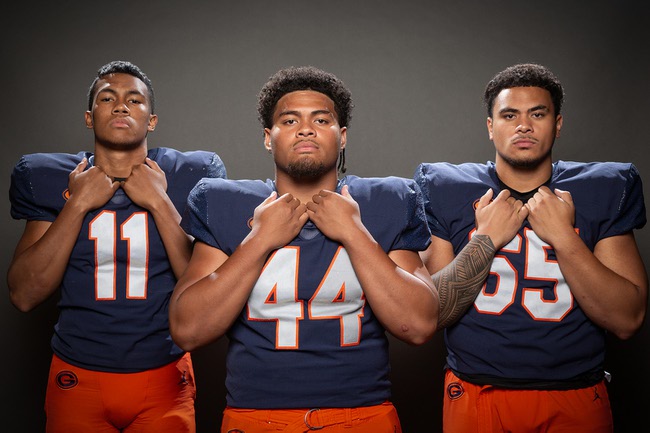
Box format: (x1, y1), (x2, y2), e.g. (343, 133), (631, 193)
(10, 147), (226, 372)
(182, 175), (430, 408)
(414, 161), (646, 385)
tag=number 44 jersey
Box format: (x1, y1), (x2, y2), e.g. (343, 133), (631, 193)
(10, 148), (226, 372)
(415, 160), (646, 387)
(182, 175), (431, 408)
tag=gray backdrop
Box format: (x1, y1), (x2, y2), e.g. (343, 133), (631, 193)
(3, 1), (648, 432)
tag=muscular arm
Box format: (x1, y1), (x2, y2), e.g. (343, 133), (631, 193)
(8, 160), (119, 312)
(421, 188), (527, 329)
(527, 187), (648, 339)
(169, 192), (309, 351)
(426, 234), (496, 329)
(307, 186), (439, 345)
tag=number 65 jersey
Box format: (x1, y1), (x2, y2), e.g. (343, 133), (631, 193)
(10, 147), (226, 372)
(182, 175), (430, 408)
(414, 160), (646, 387)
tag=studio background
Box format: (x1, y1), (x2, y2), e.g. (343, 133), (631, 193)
(2, 1), (648, 432)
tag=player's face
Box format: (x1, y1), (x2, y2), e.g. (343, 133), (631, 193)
(85, 73), (157, 150)
(487, 86), (562, 169)
(265, 90), (346, 180)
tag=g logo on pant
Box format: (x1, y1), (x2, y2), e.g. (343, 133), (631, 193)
(55, 370), (78, 390)
(447, 382), (464, 400)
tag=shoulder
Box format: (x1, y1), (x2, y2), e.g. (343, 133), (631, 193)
(414, 161), (492, 187)
(149, 147), (227, 179)
(11, 151), (87, 191)
(13, 152), (86, 176)
(554, 160), (642, 187)
(189, 178), (271, 204)
(10, 152), (88, 220)
(345, 175), (419, 197)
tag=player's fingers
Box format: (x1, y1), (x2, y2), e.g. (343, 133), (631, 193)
(517, 202), (530, 220)
(554, 188), (573, 204)
(476, 188), (494, 210)
(262, 191), (278, 204)
(144, 157), (163, 173)
(536, 186), (553, 196)
(72, 158), (88, 174)
(341, 185), (350, 198)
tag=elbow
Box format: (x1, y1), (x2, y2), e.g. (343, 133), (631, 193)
(10, 295), (37, 313)
(8, 284), (40, 313)
(611, 312), (646, 341)
(394, 320), (438, 346)
(169, 323), (202, 352)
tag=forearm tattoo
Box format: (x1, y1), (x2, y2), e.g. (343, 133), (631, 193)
(432, 234), (496, 329)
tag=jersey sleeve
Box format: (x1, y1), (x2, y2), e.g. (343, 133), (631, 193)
(9, 156), (48, 221)
(601, 163), (646, 238)
(153, 148), (227, 214)
(413, 163), (450, 241)
(9, 153), (81, 222)
(350, 176), (431, 252)
(395, 178), (431, 251)
(182, 178), (221, 249)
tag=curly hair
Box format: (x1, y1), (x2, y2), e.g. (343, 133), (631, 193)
(87, 60), (155, 113)
(257, 66), (353, 130)
(483, 63), (564, 117)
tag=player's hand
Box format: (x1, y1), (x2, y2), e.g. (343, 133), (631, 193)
(121, 157), (168, 210)
(249, 192), (308, 251)
(67, 158), (119, 212)
(525, 186), (575, 245)
(475, 188), (528, 250)
(307, 185), (364, 245)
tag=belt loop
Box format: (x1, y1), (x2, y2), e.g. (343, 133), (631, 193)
(344, 408), (353, 427)
(304, 408), (324, 430)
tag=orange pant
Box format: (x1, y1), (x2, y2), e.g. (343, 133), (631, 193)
(45, 352), (196, 433)
(443, 369), (613, 433)
(221, 401), (402, 433)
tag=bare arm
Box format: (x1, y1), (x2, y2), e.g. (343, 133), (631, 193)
(421, 188), (527, 328)
(307, 186), (439, 345)
(121, 158), (191, 278)
(169, 192), (309, 351)
(527, 187), (648, 339)
(7, 159), (119, 312)
(429, 234), (496, 328)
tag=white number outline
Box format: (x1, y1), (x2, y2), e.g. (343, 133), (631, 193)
(471, 228), (574, 321)
(89, 211), (149, 301)
(247, 246), (365, 349)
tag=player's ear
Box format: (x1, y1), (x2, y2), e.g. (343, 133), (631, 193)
(264, 129), (272, 153)
(486, 117), (494, 140)
(85, 111), (93, 129)
(340, 126), (347, 150)
(148, 114), (158, 131)
(555, 114), (563, 138)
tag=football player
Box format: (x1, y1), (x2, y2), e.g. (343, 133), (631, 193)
(8, 60), (226, 432)
(170, 66), (439, 433)
(414, 63), (648, 433)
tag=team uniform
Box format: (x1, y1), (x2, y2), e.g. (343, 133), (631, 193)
(415, 160), (646, 433)
(10, 147), (226, 433)
(182, 175), (430, 432)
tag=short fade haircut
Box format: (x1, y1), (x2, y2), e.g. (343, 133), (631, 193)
(257, 66), (353, 130)
(87, 60), (155, 113)
(483, 63), (564, 117)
